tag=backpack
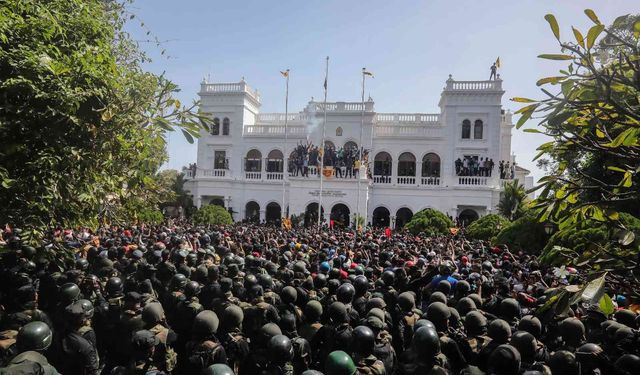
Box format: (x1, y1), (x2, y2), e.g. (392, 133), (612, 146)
(150, 325), (177, 372)
(187, 340), (220, 371)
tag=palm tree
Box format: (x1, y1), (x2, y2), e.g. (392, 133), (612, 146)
(498, 179), (528, 220)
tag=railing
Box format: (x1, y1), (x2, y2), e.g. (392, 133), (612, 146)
(446, 79), (502, 91)
(373, 175), (392, 184)
(375, 125), (443, 138)
(421, 177), (441, 186)
(200, 82), (261, 102)
(203, 169), (227, 177)
(307, 101), (374, 112)
(243, 125), (306, 136)
(256, 113), (309, 124)
(458, 176), (489, 186)
(375, 113), (440, 124)
(245, 172), (261, 180)
(183, 169), (194, 179)
(397, 176), (416, 185)
(266, 172), (283, 180)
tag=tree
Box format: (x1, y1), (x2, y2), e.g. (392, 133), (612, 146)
(405, 208), (454, 236)
(513, 9), (640, 229)
(493, 213), (548, 254)
(193, 205), (233, 226)
(497, 179), (529, 220)
(466, 214), (510, 241)
(0, 0), (210, 241)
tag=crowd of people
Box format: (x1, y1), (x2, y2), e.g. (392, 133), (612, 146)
(288, 141), (368, 179)
(0, 223), (639, 375)
(454, 158), (516, 180)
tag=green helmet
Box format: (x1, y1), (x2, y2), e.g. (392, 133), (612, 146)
(412, 326), (440, 359)
(267, 334), (294, 363)
(301, 370), (325, 375)
(325, 350), (356, 375)
(168, 273), (188, 291)
(59, 282), (81, 304)
(397, 292), (415, 312)
(193, 310), (220, 336)
(17, 321), (53, 352)
(202, 363), (235, 375)
(305, 300), (323, 321)
(142, 302), (166, 325)
(222, 305), (244, 329)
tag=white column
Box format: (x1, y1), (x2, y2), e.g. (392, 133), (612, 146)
(259, 209), (266, 223)
(196, 196), (202, 209)
(416, 161), (422, 184)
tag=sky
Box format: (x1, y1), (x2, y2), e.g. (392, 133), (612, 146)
(126, 0), (636, 183)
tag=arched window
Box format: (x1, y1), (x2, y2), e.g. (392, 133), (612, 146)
(212, 117), (220, 135)
(222, 117), (230, 135)
(461, 119), (470, 139)
(245, 149), (262, 172)
(397, 152), (416, 176)
(266, 149), (284, 172)
(336, 127), (343, 136)
(422, 153), (441, 177)
(374, 152), (392, 176)
(474, 119), (483, 139)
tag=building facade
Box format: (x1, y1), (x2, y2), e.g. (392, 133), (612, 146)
(183, 75), (533, 228)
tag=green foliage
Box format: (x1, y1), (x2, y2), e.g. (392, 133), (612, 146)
(466, 214), (510, 241)
(513, 9), (640, 229)
(193, 205), (233, 226)
(0, 0), (210, 241)
(493, 213), (548, 254)
(405, 208), (454, 236)
(137, 209), (164, 225)
(497, 179), (529, 220)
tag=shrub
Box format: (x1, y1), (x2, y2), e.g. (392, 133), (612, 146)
(466, 214), (510, 241)
(493, 213), (547, 254)
(405, 208), (454, 236)
(137, 209), (164, 225)
(193, 205), (233, 225)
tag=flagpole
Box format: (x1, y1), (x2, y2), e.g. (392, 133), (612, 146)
(282, 69), (290, 223)
(356, 68), (366, 233)
(318, 56), (329, 227)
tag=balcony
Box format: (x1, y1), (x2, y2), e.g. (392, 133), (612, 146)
(203, 169), (227, 177)
(421, 177), (441, 186)
(373, 175), (392, 184)
(374, 124), (443, 139)
(445, 79), (503, 91)
(243, 124), (306, 137)
(245, 172), (261, 180)
(266, 172), (284, 180)
(200, 81), (261, 102)
(397, 176), (416, 185)
(457, 176), (489, 186)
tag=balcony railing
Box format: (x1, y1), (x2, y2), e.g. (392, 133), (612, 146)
(458, 176), (489, 186)
(374, 125), (443, 138)
(421, 177), (441, 185)
(245, 172), (261, 180)
(203, 169), (227, 177)
(397, 176), (416, 185)
(373, 175), (392, 184)
(243, 125), (306, 137)
(446, 79), (503, 91)
(266, 172), (283, 180)
(375, 113), (440, 124)
(200, 81), (261, 102)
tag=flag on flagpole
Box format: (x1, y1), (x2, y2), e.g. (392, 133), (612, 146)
(323, 77), (327, 90)
(495, 57), (501, 68)
(363, 70), (374, 78)
(280, 70), (289, 77)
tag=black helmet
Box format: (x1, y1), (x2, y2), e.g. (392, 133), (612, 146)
(106, 277), (123, 296)
(193, 310), (220, 336)
(184, 281), (201, 298)
(468, 293), (483, 308)
(614, 309), (638, 328)
(488, 319), (512, 344)
(456, 297), (476, 316)
(336, 283), (355, 304)
(397, 292), (415, 312)
(510, 331), (536, 363)
(259, 323), (282, 344)
(414, 319), (436, 333)
(168, 273), (188, 291)
(268, 334), (294, 363)
(328, 302), (349, 324)
(78, 299), (95, 318)
(499, 298), (521, 322)
(75, 258), (89, 271)
(487, 344), (521, 375)
(518, 315), (542, 338)
(365, 297), (386, 311)
(425, 302), (450, 331)
(325, 350), (356, 375)
(281, 286), (298, 304)
(381, 270), (395, 286)
(548, 350), (579, 375)
(142, 302), (166, 325)
(305, 301), (323, 322)
(464, 311), (487, 336)
(429, 291), (447, 305)
(257, 273), (273, 290)
(353, 325), (375, 356)
(59, 282), (81, 304)
(244, 274), (258, 289)
(313, 273), (327, 289)
(412, 326), (440, 358)
(203, 363), (235, 375)
(16, 321), (53, 352)
(222, 305), (244, 329)
(435, 280), (451, 295)
(455, 280), (471, 296)
(614, 354), (640, 375)
(353, 275), (369, 294)
(559, 318), (585, 345)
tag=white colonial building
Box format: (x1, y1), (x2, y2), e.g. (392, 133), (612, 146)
(183, 75), (533, 228)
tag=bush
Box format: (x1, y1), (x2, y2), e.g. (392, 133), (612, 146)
(405, 208), (454, 236)
(193, 205), (233, 225)
(137, 209), (164, 225)
(466, 214), (510, 241)
(493, 213), (547, 254)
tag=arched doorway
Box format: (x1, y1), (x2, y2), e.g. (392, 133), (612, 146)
(245, 149), (262, 172)
(265, 202), (281, 224)
(245, 201), (260, 223)
(458, 209), (479, 226)
(210, 198), (224, 207)
(422, 153), (441, 178)
(304, 203), (325, 227)
(396, 207), (413, 229)
(330, 204), (350, 227)
(397, 152), (416, 177)
(266, 150), (284, 173)
(374, 152), (392, 176)
(372, 207), (390, 228)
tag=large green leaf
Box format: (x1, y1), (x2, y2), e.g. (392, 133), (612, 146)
(544, 14), (561, 40)
(586, 24), (605, 49)
(537, 54), (574, 60)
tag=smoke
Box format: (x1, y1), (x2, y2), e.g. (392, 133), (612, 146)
(305, 102), (325, 142)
